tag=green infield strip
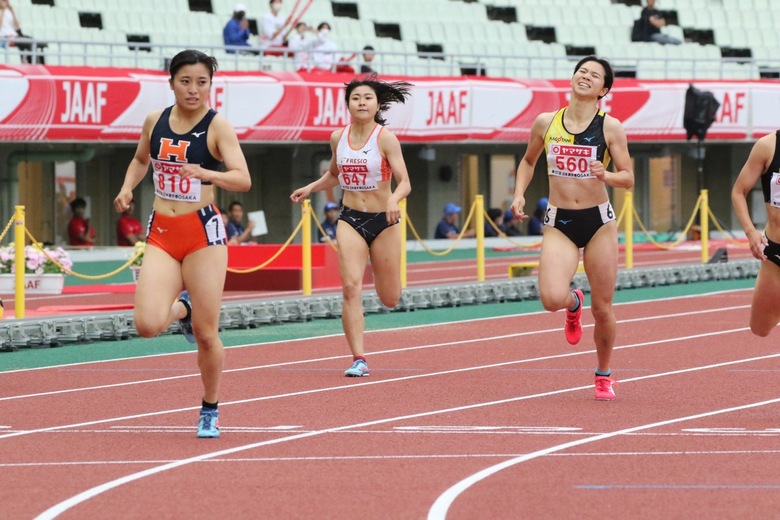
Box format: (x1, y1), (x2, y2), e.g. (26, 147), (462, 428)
(0, 278), (754, 372)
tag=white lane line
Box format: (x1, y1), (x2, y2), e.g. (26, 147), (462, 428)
(427, 403), (780, 518)
(0, 303), (750, 403)
(33, 352), (780, 519)
(0, 326), (753, 441)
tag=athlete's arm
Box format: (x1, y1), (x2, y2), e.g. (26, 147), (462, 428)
(511, 112), (550, 221)
(179, 114), (251, 193)
(114, 111), (158, 213)
(598, 115), (634, 189)
(732, 134), (772, 260)
(380, 129), (411, 224)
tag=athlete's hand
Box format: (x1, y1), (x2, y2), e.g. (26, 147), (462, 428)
(178, 163), (207, 181)
(590, 160), (607, 181)
(290, 187), (310, 203)
(113, 189), (133, 213)
(748, 229), (768, 261)
(510, 197), (529, 222)
(385, 199), (401, 225)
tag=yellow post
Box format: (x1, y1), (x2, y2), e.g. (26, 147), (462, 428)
(302, 199), (312, 295)
(475, 194), (485, 282)
(624, 191), (634, 270)
(14, 206), (25, 319)
(399, 198), (408, 288)
(700, 189), (709, 264)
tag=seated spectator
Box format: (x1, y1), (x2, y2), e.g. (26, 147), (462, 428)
(260, 0), (291, 55)
(67, 197), (96, 246)
(319, 201), (339, 242)
(484, 207), (504, 238)
(287, 21), (314, 71)
(116, 200), (143, 246)
(631, 0), (681, 45)
(223, 3), (259, 55)
(310, 22), (338, 72)
(528, 197), (548, 236)
(225, 201), (256, 244)
(503, 208), (523, 236)
(435, 202), (475, 239)
(360, 45), (376, 73)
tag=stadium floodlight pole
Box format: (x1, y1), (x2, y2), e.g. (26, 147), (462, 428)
(14, 206), (25, 319)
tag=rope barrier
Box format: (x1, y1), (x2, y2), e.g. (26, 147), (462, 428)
(480, 208), (543, 248)
(310, 213), (339, 251)
(0, 215), (13, 244)
(630, 193), (704, 250)
(226, 217), (305, 274)
(405, 199), (478, 256)
(21, 227), (142, 280)
(707, 207), (750, 245)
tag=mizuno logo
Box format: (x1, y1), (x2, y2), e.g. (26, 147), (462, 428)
(558, 219), (572, 225)
(582, 136), (594, 142)
(191, 131), (205, 138)
(362, 149), (371, 154)
(156, 227), (168, 234)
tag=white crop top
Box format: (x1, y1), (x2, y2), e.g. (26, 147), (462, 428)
(335, 124), (392, 191)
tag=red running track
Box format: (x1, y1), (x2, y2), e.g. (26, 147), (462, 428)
(2, 286), (779, 519)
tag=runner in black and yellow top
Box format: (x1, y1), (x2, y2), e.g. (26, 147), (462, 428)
(510, 56), (634, 401)
(732, 130), (780, 337)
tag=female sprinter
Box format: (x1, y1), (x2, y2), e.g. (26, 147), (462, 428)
(732, 131), (780, 337)
(113, 49), (251, 438)
(510, 56), (634, 400)
(290, 74), (412, 377)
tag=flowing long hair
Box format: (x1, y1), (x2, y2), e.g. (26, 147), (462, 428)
(344, 74), (413, 125)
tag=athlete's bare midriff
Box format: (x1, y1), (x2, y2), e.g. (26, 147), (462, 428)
(341, 182), (392, 213)
(152, 185), (215, 216)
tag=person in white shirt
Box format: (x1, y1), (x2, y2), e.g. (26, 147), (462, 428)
(310, 22), (338, 72)
(0, 0), (21, 48)
(260, 0), (290, 55)
(287, 21), (314, 71)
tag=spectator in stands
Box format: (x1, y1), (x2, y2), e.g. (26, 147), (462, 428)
(527, 197), (548, 236)
(319, 201), (339, 242)
(0, 0), (20, 49)
(631, 0), (681, 45)
(503, 208), (523, 236)
(510, 56), (634, 401)
(310, 22), (338, 72)
(225, 200), (255, 244)
(360, 45), (376, 73)
(116, 199), (143, 246)
(731, 132), (780, 338)
(223, 3), (259, 55)
(287, 21), (314, 71)
(113, 49), (252, 438)
(290, 75), (413, 378)
(484, 207), (504, 237)
(435, 202), (475, 239)
(67, 197), (96, 246)
(260, 0), (290, 55)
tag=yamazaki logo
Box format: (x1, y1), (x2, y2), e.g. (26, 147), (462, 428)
(60, 81), (108, 123)
(425, 89), (468, 126)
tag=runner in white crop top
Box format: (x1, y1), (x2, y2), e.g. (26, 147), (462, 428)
(290, 74), (413, 377)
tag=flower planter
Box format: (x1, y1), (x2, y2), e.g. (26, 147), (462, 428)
(0, 274), (66, 295)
